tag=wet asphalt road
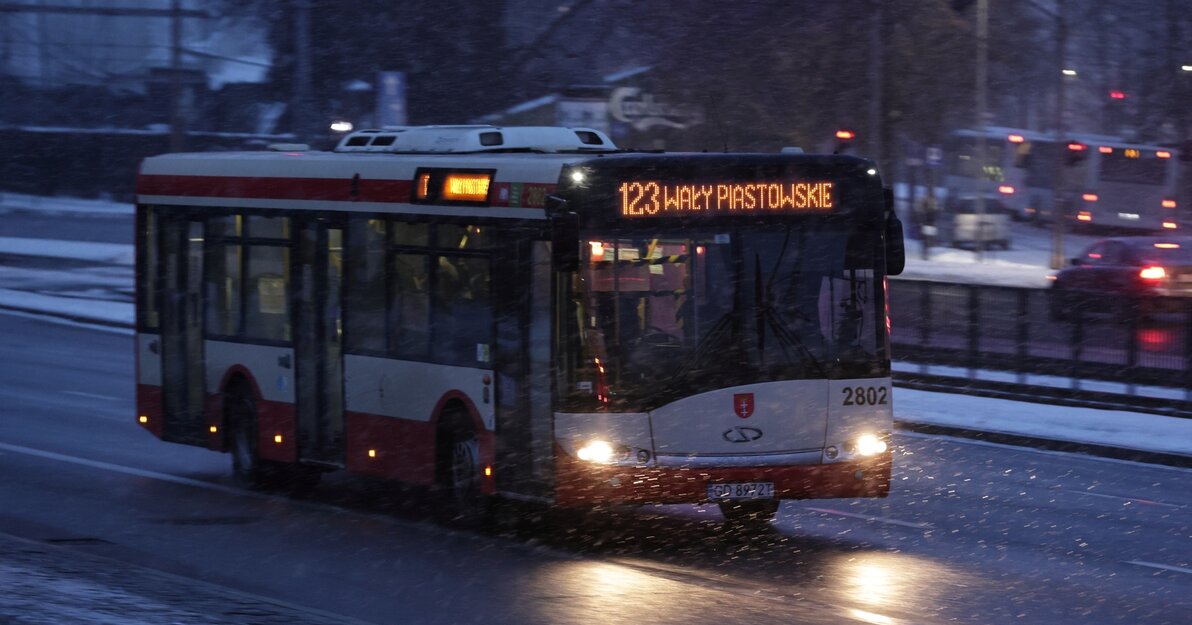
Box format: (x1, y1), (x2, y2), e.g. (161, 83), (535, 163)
(0, 313), (1189, 625)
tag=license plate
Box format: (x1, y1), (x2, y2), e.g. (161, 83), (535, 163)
(707, 482), (774, 500)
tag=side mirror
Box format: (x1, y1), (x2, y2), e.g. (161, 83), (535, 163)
(885, 213), (906, 275)
(1069, 257), (1083, 267)
(550, 204), (580, 272)
(883, 187), (905, 276)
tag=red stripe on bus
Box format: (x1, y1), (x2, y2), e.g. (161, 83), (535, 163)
(256, 399), (297, 463)
(345, 392), (495, 494)
(344, 411), (436, 484)
(137, 174), (413, 203)
(204, 393), (225, 452)
(136, 384), (163, 438)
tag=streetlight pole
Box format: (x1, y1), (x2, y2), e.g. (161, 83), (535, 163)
(868, 0), (883, 170)
(1050, 0), (1067, 270)
(975, 0), (988, 260)
(292, 0), (314, 143)
(169, 0), (184, 152)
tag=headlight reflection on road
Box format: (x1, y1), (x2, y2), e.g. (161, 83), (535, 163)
(832, 552), (962, 624)
(528, 561), (687, 619)
(849, 608), (896, 625)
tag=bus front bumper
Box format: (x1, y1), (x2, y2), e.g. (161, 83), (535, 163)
(553, 452), (892, 507)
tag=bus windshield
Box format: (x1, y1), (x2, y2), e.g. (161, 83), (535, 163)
(1098, 151), (1169, 185)
(559, 224), (887, 411)
(945, 136), (1008, 182)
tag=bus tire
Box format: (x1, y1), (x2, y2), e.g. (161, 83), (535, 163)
(226, 387), (321, 494)
(718, 500), (779, 531)
(436, 410), (490, 528)
(227, 387), (271, 489)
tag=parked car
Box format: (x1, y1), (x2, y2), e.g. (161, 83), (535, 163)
(1049, 236), (1192, 320)
(944, 196), (1012, 250)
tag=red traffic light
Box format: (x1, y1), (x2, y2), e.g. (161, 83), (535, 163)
(835, 129), (856, 140)
(1109, 90), (1127, 100)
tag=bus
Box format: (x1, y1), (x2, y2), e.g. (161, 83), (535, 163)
(134, 125), (904, 528)
(1027, 136), (1180, 232)
(943, 126), (1040, 221)
(945, 127), (1181, 231)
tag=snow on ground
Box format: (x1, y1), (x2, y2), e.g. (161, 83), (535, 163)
(898, 220), (1104, 288)
(0, 192), (132, 217)
(0, 237), (133, 264)
(896, 387), (1192, 457)
(0, 287), (133, 326)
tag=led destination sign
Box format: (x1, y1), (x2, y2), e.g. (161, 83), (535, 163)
(619, 180), (835, 218)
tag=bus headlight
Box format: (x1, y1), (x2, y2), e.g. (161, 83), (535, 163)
(856, 434), (888, 456)
(576, 440), (615, 463)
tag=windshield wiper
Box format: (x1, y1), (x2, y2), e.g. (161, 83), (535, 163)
(752, 226), (827, 376)
(754, 251), (827, 377)
(674, 235), (747, 381)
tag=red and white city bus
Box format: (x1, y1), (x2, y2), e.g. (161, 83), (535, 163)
(134, 125), (904, 527)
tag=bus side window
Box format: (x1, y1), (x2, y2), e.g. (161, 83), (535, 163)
(344, 218), (386, 353)
(1014, 142), (1033, 168)
(437, 224), (491, 250)
(246, 216), (290, 239)
(205, 242), (242, 337)
(244, 245), (291, 342)
(137, 207), (160, 330)
(434, 255), (492, 364)
(391, 253), (431, 358)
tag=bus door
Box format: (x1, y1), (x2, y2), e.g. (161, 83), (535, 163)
(158, 214), (206, 443)
(292, 221), (345, 465)
(492, 238), (555, 498)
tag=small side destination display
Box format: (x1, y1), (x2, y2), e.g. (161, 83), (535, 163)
(619, 180), (835, 218)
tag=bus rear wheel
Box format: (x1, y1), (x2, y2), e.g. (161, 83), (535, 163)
(718, 500), (780, 531)
(227, 391), (270, 489)
(226, 388), (320, 493)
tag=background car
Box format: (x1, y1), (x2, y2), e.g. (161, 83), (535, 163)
(1049, 236), (1192, 320)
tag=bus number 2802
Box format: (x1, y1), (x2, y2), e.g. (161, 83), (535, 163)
(841, 386), (889, 406)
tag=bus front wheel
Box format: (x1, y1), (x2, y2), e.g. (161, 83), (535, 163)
(437, 413), (491, 528)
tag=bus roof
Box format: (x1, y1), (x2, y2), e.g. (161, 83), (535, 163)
(334, 125), (618, 153)
(136, 128), (882, 219)
(137, 149), (597, 218)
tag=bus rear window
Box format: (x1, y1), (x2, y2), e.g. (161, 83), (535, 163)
(1099, 152), (1168, 185)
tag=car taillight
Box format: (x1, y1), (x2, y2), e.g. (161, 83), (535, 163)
(1139, 266), (1167, 280)
(998, 185), (1014, 195)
